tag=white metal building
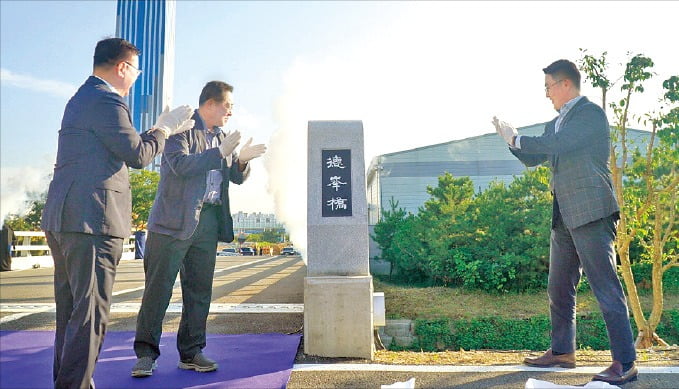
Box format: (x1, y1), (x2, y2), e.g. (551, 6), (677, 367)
(366, 123), (650, 224)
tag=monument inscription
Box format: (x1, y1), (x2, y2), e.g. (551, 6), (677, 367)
(322, 149), (352, 217)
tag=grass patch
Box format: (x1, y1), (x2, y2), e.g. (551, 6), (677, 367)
(374, 277), (679, 320)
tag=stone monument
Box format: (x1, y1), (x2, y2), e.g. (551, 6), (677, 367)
(304, 120), (374, 359)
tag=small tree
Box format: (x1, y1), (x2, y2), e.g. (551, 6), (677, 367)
(579, 50), (679, 347)
(421, 170), (552, 292)
(129, 169), (160, 231)
(261, 228), (285, 243)
(372, 171), (554, 292)
(3, 190), (46, 231)
(371, 198), (410, 279)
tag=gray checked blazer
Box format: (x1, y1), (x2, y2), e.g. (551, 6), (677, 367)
(510, 97), (619, 229)
(41, 76), (166, 238)
(146, 110), (249, 242)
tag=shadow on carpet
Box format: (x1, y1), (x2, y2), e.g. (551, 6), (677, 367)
(0, 330), (301, 389)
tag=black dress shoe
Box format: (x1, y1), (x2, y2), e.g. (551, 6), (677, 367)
(524, 348), (576, 368)
(592, 361), (638, 385)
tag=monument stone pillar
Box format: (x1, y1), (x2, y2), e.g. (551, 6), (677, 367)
(304, 120), (374, 359)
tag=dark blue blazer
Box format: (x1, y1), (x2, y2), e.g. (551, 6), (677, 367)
(41, 76), (166, 238)
(147, 110), (248, 242)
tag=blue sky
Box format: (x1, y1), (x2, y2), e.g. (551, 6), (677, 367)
(2, 1), (678, 229)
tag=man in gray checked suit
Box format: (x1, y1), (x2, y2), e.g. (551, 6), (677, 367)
(132, 81), (266, 377)
(493, 59), (637, 385)
(41, 37), (194, 389)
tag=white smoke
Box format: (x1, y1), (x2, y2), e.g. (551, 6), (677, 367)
(0, 166), (51, 226)
(263, 56), (382, 261)
(262, 1), (679, 261)
(263, 63), (310, 259)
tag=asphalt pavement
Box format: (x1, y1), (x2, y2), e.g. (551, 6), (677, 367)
(1, 255), (677, 388)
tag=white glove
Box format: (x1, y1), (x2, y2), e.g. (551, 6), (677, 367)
(153, 105), (194, 138)
(172, 118), (195, 135)
(238, 138), (267, 163)
(492, 116), (517, 145)
(219, 130), (241, 165)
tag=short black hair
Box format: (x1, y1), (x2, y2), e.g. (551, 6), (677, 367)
(199, 81), (234, 106)
(543, 59), (581, 90)
(93, 38), (140, 68)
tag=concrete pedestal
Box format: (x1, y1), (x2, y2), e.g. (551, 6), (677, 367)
(305, 120), (374, 359)
(304, 276), (374, 359)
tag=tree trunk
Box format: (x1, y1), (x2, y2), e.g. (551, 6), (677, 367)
(617, 238), (650, 346)
(635, 330), (670, 349)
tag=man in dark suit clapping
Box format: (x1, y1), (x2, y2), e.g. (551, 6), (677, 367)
(131, 81), (266, 378)
(493, 59), (637, 385)
(41, 37), (194, 389)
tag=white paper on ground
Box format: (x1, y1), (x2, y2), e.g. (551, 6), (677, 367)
(381, 377), (416, 389)
(525, 378), (620, 389)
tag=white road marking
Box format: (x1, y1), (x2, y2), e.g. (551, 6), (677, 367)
(0, 256), (295, 324)
(0, 303), (303, 314)
(0, 306), (55, 324)
(111, 256), (278, 297)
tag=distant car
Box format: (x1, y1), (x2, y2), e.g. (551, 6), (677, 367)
(240, 247), (255, 256)
(281, 247), (298, 256)
(218, 248), (239, 256)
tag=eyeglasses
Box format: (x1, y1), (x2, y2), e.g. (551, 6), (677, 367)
(545, 79), (563, 92)
(124, 61), (142, 76)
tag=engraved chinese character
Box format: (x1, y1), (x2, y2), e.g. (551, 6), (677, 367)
(327, 175), (347, 191)
(326, 197), (348, 211)
(326, 155), (346, 169)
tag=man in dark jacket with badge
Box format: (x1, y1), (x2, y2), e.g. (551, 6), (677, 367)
(132, 81), (266, 377)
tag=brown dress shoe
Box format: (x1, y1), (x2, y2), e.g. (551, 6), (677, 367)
(523, 348), (576, 368)
(592, 361), (638, 385)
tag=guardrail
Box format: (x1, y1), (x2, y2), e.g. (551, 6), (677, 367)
(8, 231), (136, 270)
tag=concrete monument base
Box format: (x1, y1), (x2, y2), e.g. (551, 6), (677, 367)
(304, 275), (375, 359)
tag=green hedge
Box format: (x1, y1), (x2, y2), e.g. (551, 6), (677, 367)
(629, 261), (679, 292)
(374, 168), (678, 294)
(577, 262), (679, 293)
(389, 310), (679, 352)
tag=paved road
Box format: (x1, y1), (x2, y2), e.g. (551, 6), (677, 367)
(1, 255), (676, 388)
(288, 365), (678, 388)
(0, 255), (304, 333)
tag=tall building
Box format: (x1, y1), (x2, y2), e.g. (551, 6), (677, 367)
(116, 0), (176, 170)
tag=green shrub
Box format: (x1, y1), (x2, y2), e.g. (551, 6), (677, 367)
(405, 310), (679, 351)
(578, 262), (679, 293)
(450, 316), (551, 351)
(372, 167), (675, 295)
(412, 318), (455, 352)
(575, 313), (611, 350)
(629, 261), (679, 292)
(655, 310), (679, 343)
(374, 170), (552, 292)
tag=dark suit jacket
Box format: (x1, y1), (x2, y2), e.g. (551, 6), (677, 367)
(147, 110), (248, 242)
(510, 97), (619, 229)
(41, 76), (166, 238)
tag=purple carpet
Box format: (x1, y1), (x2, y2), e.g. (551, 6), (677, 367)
(0, 331), (301, 389)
